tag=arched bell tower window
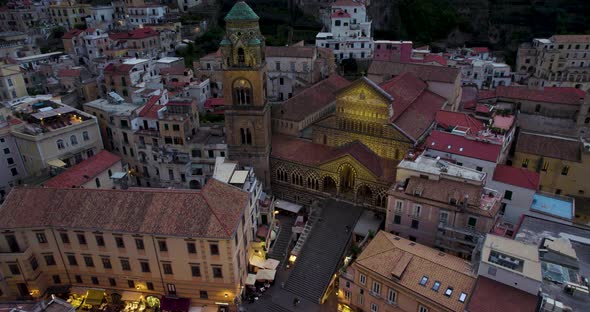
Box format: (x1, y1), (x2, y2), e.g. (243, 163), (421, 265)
(233, 79), (252, 105)
(237, 47), (245, 66)
(240, 128), (252, 145)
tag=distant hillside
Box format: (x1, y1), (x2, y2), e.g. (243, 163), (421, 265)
(368, 0), (590, 63)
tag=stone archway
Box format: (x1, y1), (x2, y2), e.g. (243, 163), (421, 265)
(339, 163), (356, 195)
(323, 176), (337, 194)
(356, 184), (373, 205)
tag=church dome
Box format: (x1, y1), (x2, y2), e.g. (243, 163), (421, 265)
(224, 1), (259, 22)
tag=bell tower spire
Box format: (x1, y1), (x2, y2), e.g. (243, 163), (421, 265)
(221, 1), (271, 186)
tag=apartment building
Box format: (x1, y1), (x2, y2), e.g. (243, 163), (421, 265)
(513, 131), (590, 197)
(102, 58), (158, 101)
(477, 234), (542, 295)
(516, 35), (590, 90)
(477, 85), (588, 124)
(315, 0), (373, 62)
(0, 109), (27, 199)
(0, 1), (49, 34)
(9, 97), (103, 176)
(0, 61), (28, 101)
(48, 0), (91, 30)
(108, 28), (161, 59)
(386, 155), (501, 260)
(85, 6), (116, 31)
(265, 44), (335, 102)
(83, 93), (227, 189)
(126, 4), (167, 27)
(338, 231), (477, 312)
(0, 179), (252, 309)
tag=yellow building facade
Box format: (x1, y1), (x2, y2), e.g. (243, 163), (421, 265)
(0, 62), (28, 101)
(0, 181), (251, 309)
(513, 131), (590, 197)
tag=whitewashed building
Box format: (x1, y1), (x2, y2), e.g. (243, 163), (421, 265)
(315, 0), (373, 62)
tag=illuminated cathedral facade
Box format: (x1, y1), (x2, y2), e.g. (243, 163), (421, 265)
(223, 2), (447, 212)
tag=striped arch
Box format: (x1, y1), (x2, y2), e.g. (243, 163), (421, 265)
(305, 171), (321, 191)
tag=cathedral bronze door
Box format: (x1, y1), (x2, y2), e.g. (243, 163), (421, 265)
(339, 164), (355, 195)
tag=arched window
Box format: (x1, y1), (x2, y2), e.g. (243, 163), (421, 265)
(246, 128), (252, 145)
(240, 128), (252, 145)
(291, 172), (303, 186)
(70, 135), (78, 146)
(57, 139), (65, 150)
(95, 178), (101, 188)
(307, 175), (319, 190)
(237, 47), (245, 65)
(233, 79), (252, 105)
(276, 168), (287, 182)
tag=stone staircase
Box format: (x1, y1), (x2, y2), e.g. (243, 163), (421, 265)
(268, 216), (295, 262)
(284, 200), (363, 303)
(291, 207), (320, 256)
(266, 302), (292, 312)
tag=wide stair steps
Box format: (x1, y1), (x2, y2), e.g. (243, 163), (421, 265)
(284, 200), (363, 303)
(291, 208), (320, 256)
(268, 216), (295, 261)
(266, 302), (292, 312)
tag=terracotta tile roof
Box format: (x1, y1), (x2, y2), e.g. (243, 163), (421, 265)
(493, 165), (539, 190)
(405, 175), (483, 207)
(491, 115), (515, 130)
(476, 89), (496, 100)
(413, 54), (447, 66)
(204, 98), (224, 109)
(426, 130), (502, 162)
(380, 72), (427, 120)
(515, 132), (581, 162)
(109, 27), (159, 40)
(62, 29), (84, 39)
(104, 63), (135, 74)
(44, 151), (121, 188)
(138, 95), (164, 119)
(368, 60), (460, 83)
(466, 277), (538, 312)
(57, 68), (81, 78)
(0, 179), (249, 238)
(271, 135), (398, 182)
(266, 46), (315, 58)
(435, 111), (485, 134)
(484, 86), (585, 105)
(394, 90), (446, 140)
(550, 35), (590, 43)
(272, 75), (350, 122)
(475, 103), (491, 113)
(356, 231), (476, 312)
(331, 10), (350, 18)
(200, 49), (222, 60)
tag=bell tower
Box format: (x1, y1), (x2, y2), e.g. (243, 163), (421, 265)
(221, 1), (271, 186)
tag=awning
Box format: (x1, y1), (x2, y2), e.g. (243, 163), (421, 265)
(161, 296), (190, 312)
(264, 259), (280, 270)
(255, 269), (276, 281)
(275, 200), (302, 214)
(85, 288), (105, 306)
(249, 255), (266, 268)
(47, 158), (66, 167)
(245, 273), (257, 286)
(120, 291), (142, 302)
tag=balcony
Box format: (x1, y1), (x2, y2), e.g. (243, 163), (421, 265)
(0, 245), (32, 262)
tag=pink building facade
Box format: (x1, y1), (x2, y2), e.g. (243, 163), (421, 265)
(373, 40), (413, 62)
